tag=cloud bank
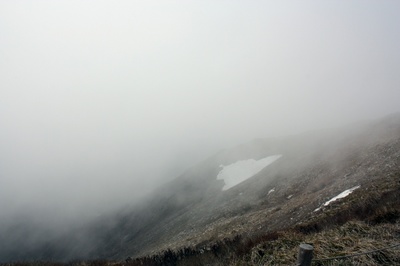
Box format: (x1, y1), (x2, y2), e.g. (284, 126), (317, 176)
(0, 0), (399, 225)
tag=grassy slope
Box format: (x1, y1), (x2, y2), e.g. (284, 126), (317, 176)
(4, 152), (399, 266)
(2, 116), (400, 265)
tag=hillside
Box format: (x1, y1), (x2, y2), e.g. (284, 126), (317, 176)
(1, 114), (400, 265)
(101, 114), (400, 260)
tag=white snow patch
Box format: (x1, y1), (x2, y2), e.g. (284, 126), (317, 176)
(268, 188), (275, 195)
(314, 185), (360, 212)
(217, 155), (282, 191)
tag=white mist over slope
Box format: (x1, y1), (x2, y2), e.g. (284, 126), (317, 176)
(0, 1), (400, 225)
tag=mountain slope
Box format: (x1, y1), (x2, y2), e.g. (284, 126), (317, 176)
(94, 113), (400, 260)
(1, 114), (399, 263)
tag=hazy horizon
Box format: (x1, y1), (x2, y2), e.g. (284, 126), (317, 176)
(1, 1), (400, 226)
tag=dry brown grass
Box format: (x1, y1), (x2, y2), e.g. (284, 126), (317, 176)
(231, 220), (400, 265)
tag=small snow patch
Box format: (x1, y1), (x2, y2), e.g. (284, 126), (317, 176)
(314, 185), (360, 212)
(268, 188), (275, 195)
(217, 155), (282, 191)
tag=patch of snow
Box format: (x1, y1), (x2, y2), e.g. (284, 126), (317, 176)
(287, 194), (293, 199)
(268, 188), (275, 195)
(217, 155), (282, 191)
(314, 185), (360, 212)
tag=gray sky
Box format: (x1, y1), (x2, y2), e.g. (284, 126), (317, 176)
(1, 1), (400, 223)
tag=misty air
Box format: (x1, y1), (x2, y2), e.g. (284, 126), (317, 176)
(1, 1), (400, 265)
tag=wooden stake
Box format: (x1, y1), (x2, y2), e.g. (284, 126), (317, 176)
(297, 243), (313, 266)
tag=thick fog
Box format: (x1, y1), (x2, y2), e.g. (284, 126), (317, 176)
(1, 1), (400, 228)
